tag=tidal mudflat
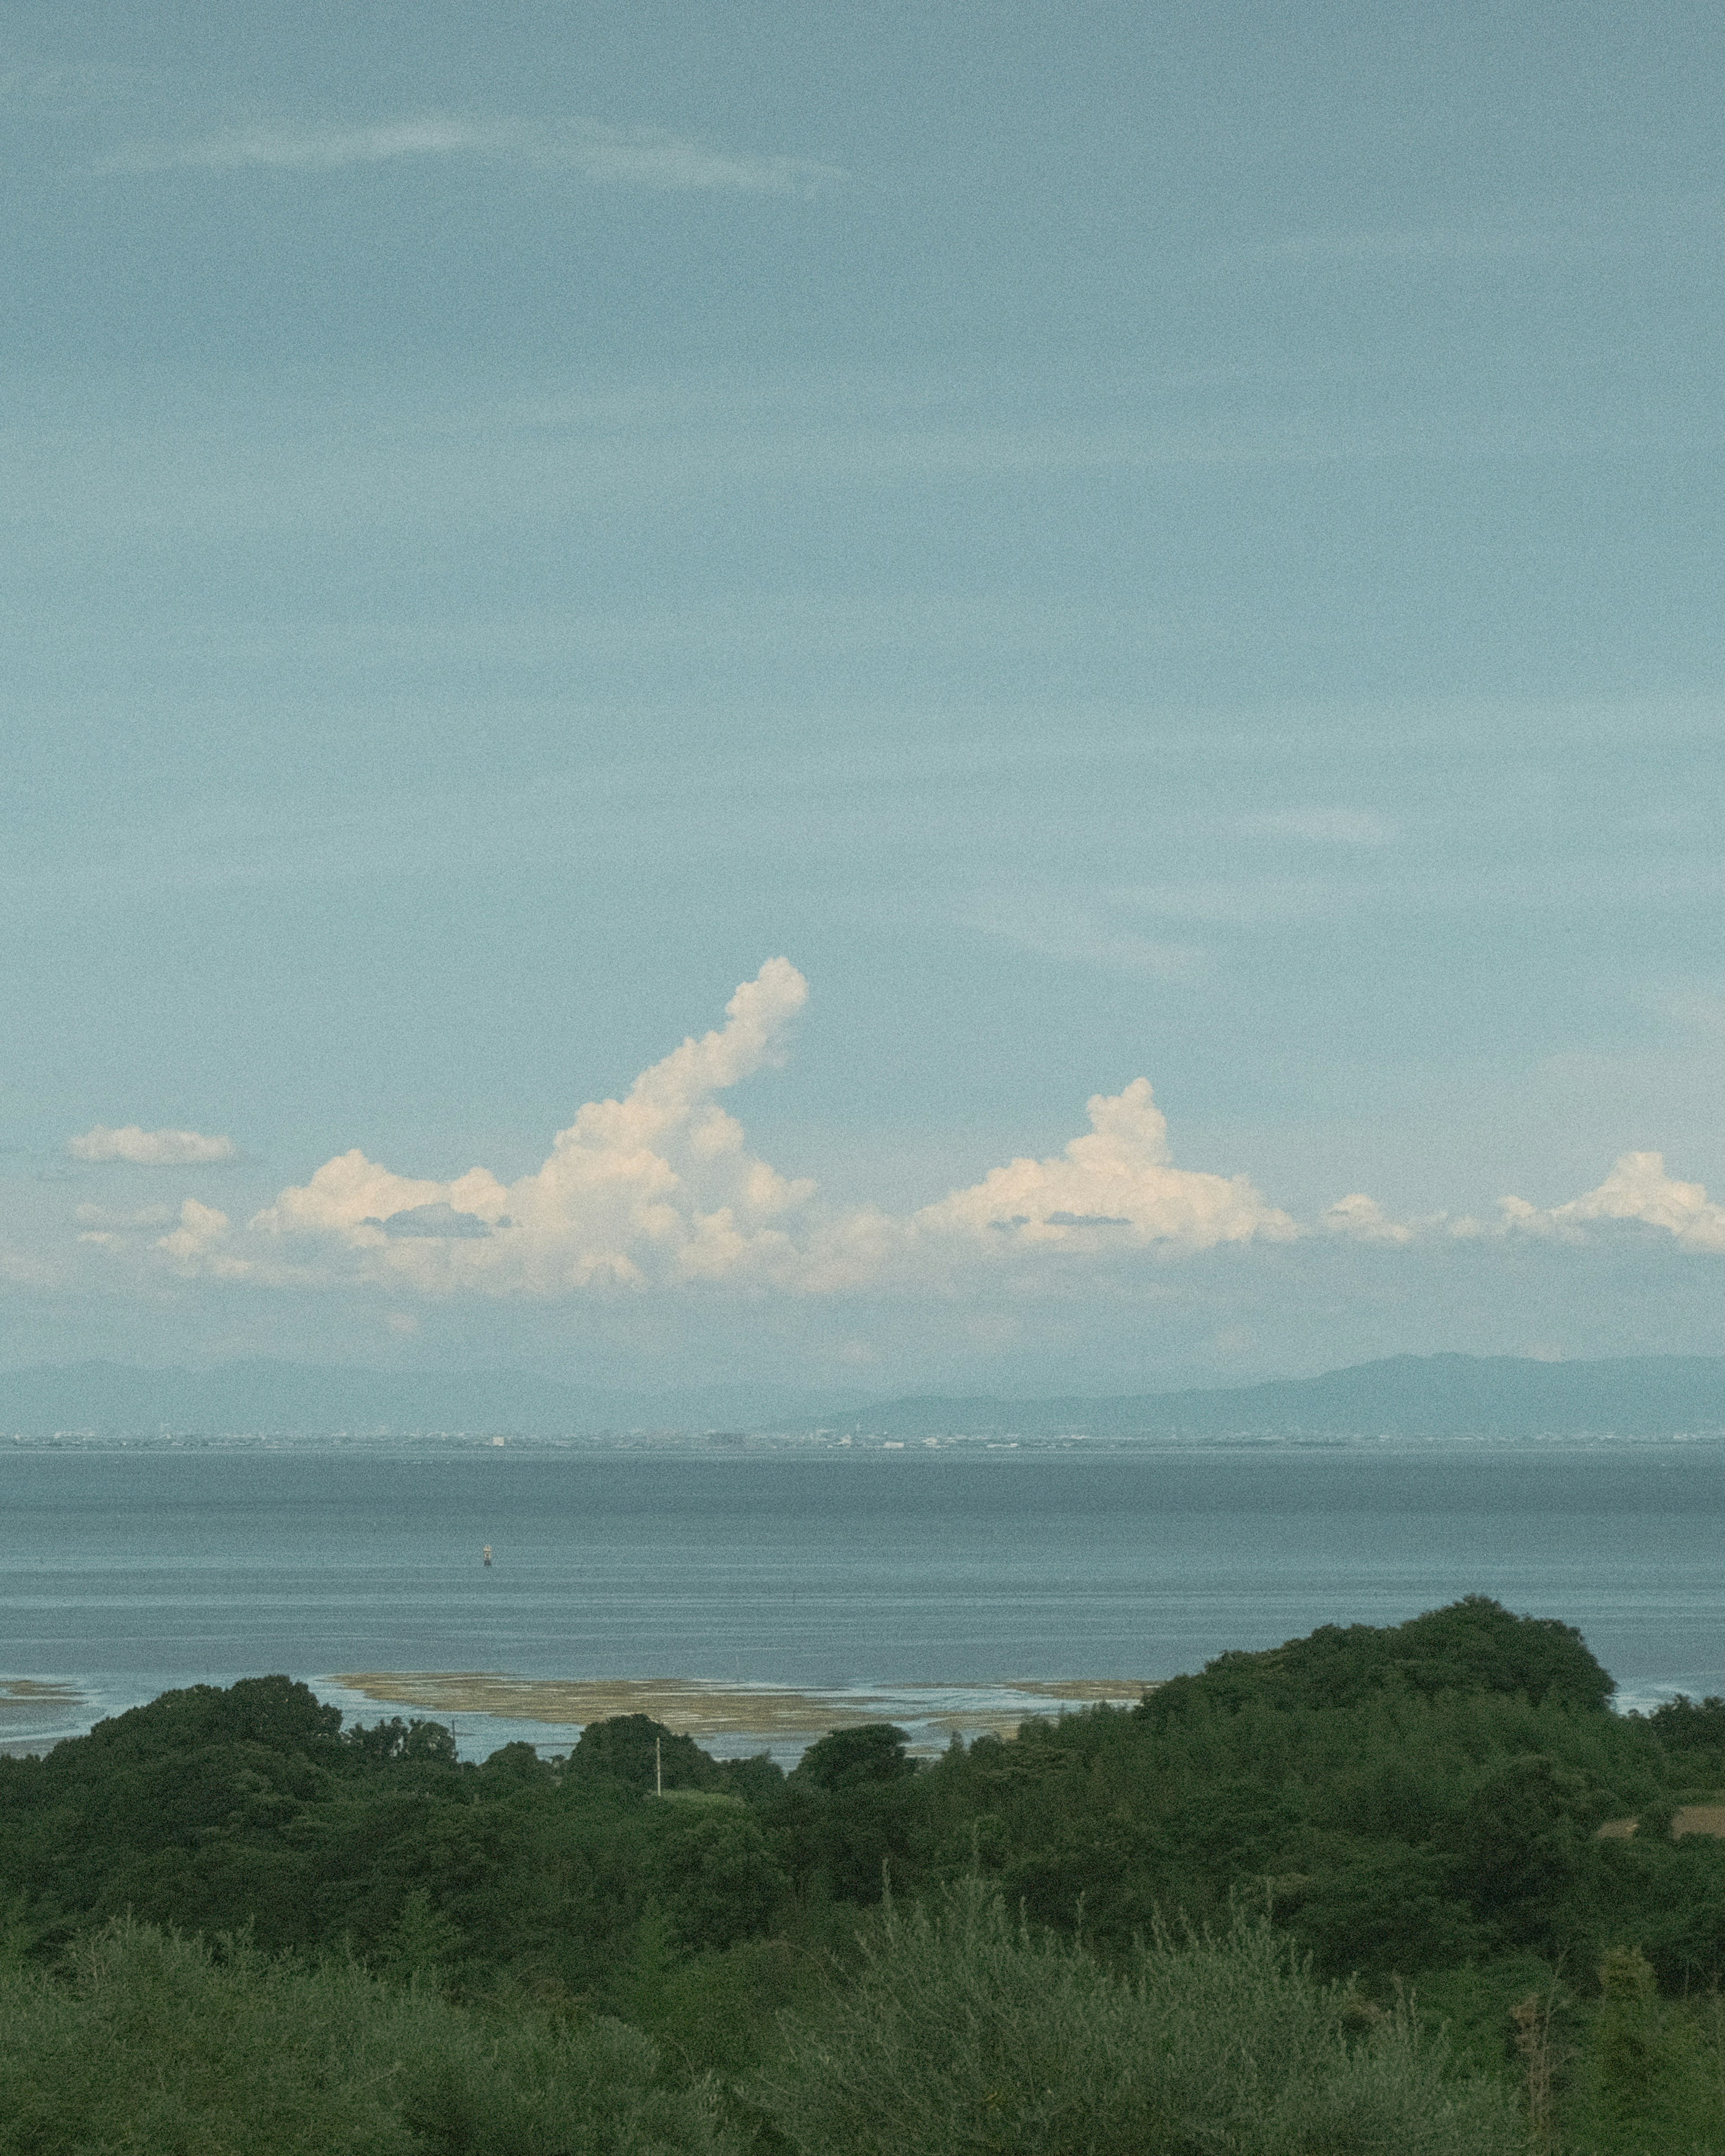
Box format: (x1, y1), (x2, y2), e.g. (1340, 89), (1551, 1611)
(327, 1671), (1153, 1753)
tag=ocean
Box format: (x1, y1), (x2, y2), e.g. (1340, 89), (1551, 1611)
(2, 1441), (1721, 1758)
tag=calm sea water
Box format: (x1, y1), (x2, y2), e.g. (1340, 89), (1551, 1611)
(2, 1444), (1721, 1756)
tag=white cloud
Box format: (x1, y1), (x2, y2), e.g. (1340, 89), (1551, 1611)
(1323, 1192), (1415, 1244)
(915, 1080), (1294, 1253)
(67, 1124), (237, 1166)
(156, 1199), (238, 1271)
(0, 1244), (69, 1288)
(1323, 1151), (1725, 1257)
(244, 957), (816, 1292)
(1505, 1151), (1725, 1253)
(101, 966), (1725, 1310)
(106, 117), (504, 171)
(152, 961), (1292, 1300)
(100, 116), (847, 195)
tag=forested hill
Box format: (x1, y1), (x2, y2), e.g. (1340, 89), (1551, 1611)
(2, 1597), (1724, 2151)
(823, 1353), (1725, 1439)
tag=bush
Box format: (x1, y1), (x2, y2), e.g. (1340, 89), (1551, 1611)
(756, 1878), (1522, 2156)
(1562, 1943), (1725, 2155)
(0, 1920), (735, 2155)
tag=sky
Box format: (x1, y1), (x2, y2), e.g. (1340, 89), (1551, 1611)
(3, 2), (1724, 1392)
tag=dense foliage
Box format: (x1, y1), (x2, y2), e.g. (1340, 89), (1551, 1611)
(753, 1881), (1521, 2156)
(1, 1595), (1723, 2149)
(0, 1922), (729, 2156)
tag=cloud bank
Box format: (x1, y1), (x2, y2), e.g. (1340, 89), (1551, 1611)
(141, 961), (1292, 1296)
(59, 963), (1725, 1306)
(1325, 1153), (1725, 1255)
(68, 1124), (236, 1166)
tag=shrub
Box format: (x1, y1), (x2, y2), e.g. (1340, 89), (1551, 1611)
(0, 1920), (734, 2155)
(756, 1878), (1522, 2156)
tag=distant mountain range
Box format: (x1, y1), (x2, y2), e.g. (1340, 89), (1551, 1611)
(813, 1354), (1725, 1439)
(2, 1352), (1725, 1440)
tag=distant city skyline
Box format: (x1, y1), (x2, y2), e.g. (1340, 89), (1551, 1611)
(4, 5), (1723, 1387)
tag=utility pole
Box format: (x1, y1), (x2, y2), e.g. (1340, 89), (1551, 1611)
(655, 1735), (662, 1797)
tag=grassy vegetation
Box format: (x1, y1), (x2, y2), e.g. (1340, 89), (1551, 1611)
(1, 1598), (1723, 2149)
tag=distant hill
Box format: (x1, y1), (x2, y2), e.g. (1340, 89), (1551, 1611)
(4, 1352), (1723, 1442)
(0, 1360), (858, 1438)
(814, 1354), (1725, 1440)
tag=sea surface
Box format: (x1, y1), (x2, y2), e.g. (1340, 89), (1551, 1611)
(2, 1442), (1722, 1758)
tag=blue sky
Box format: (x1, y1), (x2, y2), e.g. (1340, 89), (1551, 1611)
(4, 3), (1724, 1390)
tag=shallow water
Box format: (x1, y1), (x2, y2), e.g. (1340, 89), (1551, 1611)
(2, 1443), (1721, 1757)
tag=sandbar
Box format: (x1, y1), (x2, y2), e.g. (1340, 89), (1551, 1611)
(0, 1678), (84, 1729)
(329, 1672), (1153, 1741)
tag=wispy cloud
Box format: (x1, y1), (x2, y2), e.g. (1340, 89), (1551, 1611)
(67, 1124), (236, 1166)
(969, 908), (1208, 983)
(966, 891), (1209, 981)
(98, 115), (848, 195)
(967, 873), (1353, 974)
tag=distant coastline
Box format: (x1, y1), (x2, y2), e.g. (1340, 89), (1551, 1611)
(4, 1350), (1725, 1443)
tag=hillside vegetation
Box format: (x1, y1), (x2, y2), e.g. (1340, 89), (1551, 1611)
(1, 1597), (1723, 2150)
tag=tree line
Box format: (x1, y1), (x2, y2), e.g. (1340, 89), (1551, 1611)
(0, 1595), (1722, 2150)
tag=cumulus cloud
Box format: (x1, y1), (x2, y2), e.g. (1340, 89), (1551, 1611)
(155, 1199), (238, 1271)
(1323, 1192), (1415, 1244)
(243, 958), (816, 1292)
(1319, 1151), (1725, 1256)
(149, 961), (1292, 1300)
(102, 116), (847, 195)
(67, 1124), (236, 1166)
(115, 963), (1725, 1309)
(916, 1080), (1294, 1253)
(1504, 1151), (1725, 1253)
